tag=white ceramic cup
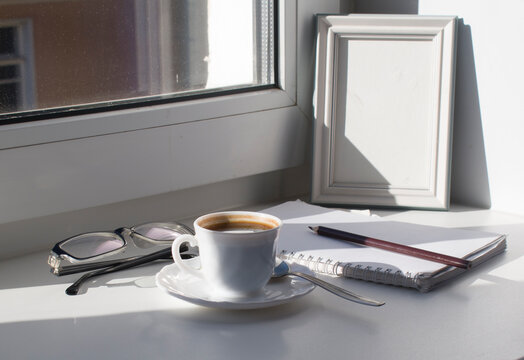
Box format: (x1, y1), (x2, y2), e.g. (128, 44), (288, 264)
(171, 211), (282, 298)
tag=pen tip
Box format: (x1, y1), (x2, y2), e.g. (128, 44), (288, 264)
(308, 226), (319, 233)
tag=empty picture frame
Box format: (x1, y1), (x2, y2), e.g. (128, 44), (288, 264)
(311, 15), (457, 209)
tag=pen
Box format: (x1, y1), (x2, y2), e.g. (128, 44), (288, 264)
(308, 225), (472, 269)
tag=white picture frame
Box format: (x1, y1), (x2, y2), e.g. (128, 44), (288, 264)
(311, 15), (457, 209)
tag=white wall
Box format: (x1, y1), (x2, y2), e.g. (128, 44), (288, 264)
(354, 0), (524, 215)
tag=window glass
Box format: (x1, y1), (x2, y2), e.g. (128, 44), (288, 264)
(0, 0), (275, 122)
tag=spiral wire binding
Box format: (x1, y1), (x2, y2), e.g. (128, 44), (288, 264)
(279, 250), (419, 288)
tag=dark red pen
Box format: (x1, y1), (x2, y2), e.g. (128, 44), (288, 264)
(309, 225), (472, 269)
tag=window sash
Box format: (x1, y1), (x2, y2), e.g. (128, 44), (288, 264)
(0, 0), (294, 150)
(0, 0), (276, 126)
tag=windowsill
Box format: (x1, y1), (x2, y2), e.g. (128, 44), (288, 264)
(1, 202), (523, 359)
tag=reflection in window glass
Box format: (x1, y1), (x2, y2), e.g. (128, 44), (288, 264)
(0, 27), (16, 54)
(0, 0), (275, 121)
(0, 20), (34, 114)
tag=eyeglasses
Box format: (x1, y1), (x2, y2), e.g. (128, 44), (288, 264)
(48, 221), (194, 275)
(48, 221), (197, 295)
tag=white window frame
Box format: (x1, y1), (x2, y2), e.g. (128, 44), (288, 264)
(0, 1), (348, 225)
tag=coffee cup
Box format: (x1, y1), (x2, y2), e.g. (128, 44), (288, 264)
(171, 211), (282, 298)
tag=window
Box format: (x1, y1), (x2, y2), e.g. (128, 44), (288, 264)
(0, 20), (35, 114)
(0, 1), (347, 228)
(0, 0), (275, 124)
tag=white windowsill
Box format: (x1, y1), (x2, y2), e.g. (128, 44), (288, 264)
(0, 203), (523, 359)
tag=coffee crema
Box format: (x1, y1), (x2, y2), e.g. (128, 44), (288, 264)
(204, 220), (275, 233)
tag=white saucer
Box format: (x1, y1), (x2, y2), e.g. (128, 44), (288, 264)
(155, 261), (315, 310)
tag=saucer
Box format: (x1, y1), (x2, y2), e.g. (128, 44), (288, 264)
(155, 261), (315, 310)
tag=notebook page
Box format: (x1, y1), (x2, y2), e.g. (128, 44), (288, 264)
(266, 200), (503, 275)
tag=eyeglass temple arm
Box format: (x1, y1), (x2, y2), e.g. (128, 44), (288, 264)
(65, 246), (196, 296)
(56, 248), (176, 276)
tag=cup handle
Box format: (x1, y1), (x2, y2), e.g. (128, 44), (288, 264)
(172, 234), (202, 278)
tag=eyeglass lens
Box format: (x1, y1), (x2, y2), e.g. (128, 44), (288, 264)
(132, 223), (189, 241)
(60, 233), (125, 259)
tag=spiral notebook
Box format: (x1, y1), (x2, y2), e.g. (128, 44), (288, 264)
(265, 201), (507, 292)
